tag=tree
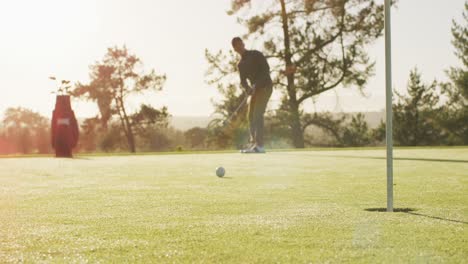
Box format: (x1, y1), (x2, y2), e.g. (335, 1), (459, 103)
(448, 1), (468, 102)
(371, 120), (386, 144)
(439, 1), (468, 144)
(160, 127), (185, 151)
(144, 129), (171, 151)
(131, 104), (170, 150)
(341, 113), (371, 146)
(36, 126), (51, 154)
(131, 104), (169, 134)
(207, 0), (388, 148)
(185, 127), (209, 149)
(393, 69), (442, 146)
(100, 123), (124, 152)
(73, 46), (166, 152)
(294, 111), (345, 145)
(2, 107), (50, 154)
(78, 117), (101, 152)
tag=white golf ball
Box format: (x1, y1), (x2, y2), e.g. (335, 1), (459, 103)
(216, 167), (225, 177)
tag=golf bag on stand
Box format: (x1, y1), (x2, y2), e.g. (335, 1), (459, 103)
(51, 95), (79, 157)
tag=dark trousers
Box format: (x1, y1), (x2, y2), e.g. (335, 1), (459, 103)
(248, 83), (272, 147)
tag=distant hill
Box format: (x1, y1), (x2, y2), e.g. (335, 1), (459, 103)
(76, 111), (385, 131)
(169, 116), (213, 131)
(331, 111), (385, 128)
(168, 111), (385, 131)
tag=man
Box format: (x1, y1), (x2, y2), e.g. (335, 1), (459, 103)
(232, 37), (273, 153)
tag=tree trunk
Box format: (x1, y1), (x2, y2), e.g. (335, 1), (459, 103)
(119, 97), (136, 153)
(280, 0), (305, 148)
(115, 96), (136, 153)
(124, 121), (136, 153)
(289, 99), (305, 148)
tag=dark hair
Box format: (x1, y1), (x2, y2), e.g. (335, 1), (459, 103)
(231, 37), (243, 47)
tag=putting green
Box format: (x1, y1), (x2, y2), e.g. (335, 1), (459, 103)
(1, 148), (467, 262)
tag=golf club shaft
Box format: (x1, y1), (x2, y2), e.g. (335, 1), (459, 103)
(224, 95), (249, 125)
(233, 96), (248, 116)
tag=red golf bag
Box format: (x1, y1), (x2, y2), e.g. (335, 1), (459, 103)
(51, 95), (79, 157)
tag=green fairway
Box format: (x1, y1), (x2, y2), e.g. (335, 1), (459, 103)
(1, 148), (467, 263)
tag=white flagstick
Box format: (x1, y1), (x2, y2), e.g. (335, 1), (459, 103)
(385, 0), (394, 212)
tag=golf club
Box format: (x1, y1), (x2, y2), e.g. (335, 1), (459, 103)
(222, 94), (249, 126)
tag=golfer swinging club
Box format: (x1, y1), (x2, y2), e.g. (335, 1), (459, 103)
(232, 37), (273, 153)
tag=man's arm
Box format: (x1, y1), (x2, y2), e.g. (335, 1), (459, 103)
(239, 64), (254, 94)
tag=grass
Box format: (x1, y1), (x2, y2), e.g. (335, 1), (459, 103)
(0, 148), (467, 263)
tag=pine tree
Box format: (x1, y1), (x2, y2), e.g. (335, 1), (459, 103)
(439, 1), (468, 144)
(393, 69), (442, 146)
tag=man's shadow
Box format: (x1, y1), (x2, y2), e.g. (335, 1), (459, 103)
(365, 208), (467, 224)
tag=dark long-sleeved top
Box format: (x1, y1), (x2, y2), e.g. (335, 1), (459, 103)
(238, 50), (272, 90)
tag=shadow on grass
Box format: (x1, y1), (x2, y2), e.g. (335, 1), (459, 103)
(326, 156), (468, 163)
(73, 157), (91, 160)
(365, 208), (416, 213)
(365, 208), (468, 224)
(51, 156), (91, 160)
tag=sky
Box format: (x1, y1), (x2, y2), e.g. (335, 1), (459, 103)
(0, 0), (465, 119)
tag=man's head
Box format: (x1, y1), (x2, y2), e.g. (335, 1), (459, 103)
(231, 37), (246, 55)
